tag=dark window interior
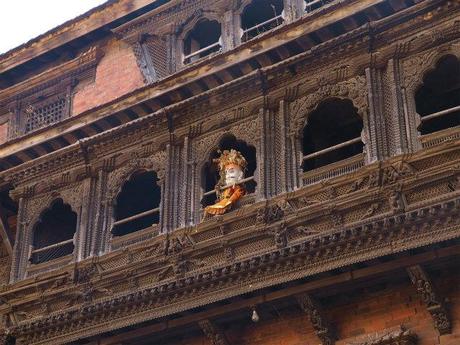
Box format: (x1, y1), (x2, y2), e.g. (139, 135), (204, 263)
(415, 55), (460, 135)
(31, 199), (76, 264)
(305, 0), (333, 12)
(201, 135), (257, 207)
(112, 171), (161, 237)
(302, 98), (363, 172)
(184, 19), (221, 63)
(241, 0), (284, 42)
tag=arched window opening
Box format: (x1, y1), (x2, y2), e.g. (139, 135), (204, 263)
(305, 0), (334, 12)
(201, 135), (257, 208)
(112, 171), (161, 237)
(31, 199), (76, 265)
(240, 0), (284, 43)
(415, 55), (460, 135)
(183, 19), (222, 64)
(302, 98), (363, 172)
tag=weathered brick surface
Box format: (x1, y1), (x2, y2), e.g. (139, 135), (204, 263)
(72, 38), (144, 116)
(167, 271), (459, 345)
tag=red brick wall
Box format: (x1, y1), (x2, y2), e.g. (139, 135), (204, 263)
(166, 272), (460, 345)
(72, 38), (145, 116)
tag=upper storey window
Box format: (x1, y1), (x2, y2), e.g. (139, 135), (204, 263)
(112, 170), (161, 237)
(201, 135), (257, 210)
(183, 19), (222, 65)
(30, 199), (76, 265)
(302, 98), (363, 172)
(241, 0), (284, 43)
(415, 55), (460, 135)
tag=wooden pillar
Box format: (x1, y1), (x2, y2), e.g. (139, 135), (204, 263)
(365, 65), (389, 162)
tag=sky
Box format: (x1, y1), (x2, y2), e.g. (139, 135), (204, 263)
(0, 0), (108, 55)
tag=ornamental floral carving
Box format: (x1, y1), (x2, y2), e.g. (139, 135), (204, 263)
(289, 75), (368, 135)
(402, 45), (460, 93)
(106, 150), (167, 203)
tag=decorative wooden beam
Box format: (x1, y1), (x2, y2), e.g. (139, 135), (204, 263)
(406, 265), (451, 335)
(296, 293), (335, 345)
(198, 319), (229, 345)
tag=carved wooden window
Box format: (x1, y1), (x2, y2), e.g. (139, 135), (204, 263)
(301, 98), (363, 172)
(240, 0), (284, 43)
(415, 54), (460, 135)
(201, 135), (257, 209)
(10, 84), (72, 138)
(112, 170), (161, 237)
(30, 199), (76, 265)
(183, 19), (222, 65)
(24, 94), (68, 134)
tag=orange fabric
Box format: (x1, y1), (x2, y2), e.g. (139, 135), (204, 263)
(204, 185), (246, 216)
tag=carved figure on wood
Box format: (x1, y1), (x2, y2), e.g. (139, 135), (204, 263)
(204, 149), (247, 216)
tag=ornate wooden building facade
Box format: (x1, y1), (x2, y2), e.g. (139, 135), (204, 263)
(0, 0), (458, 344)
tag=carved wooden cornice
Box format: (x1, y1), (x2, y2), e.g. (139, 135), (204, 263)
(2, 187), (459, 344)
(406, 265), (451, 335)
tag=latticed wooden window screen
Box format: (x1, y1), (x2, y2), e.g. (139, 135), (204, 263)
(24, 96), (67, 134)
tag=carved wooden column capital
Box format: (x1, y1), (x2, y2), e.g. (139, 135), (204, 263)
(407, 265), (451, 335)
(198, 319), (229, 345)
(296, 293), (335, 345)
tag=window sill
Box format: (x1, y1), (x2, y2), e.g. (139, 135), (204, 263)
(302, 153), (364, 186)
(420, 126), (460, 149)
(200, 193), (256, 222)
(25, 254), (73, 279)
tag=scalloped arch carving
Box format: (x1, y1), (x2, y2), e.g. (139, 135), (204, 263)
(193, 117), (259, 167)
(289, 75), (368, 136)
(176, 9), (223, 40)
(402, 43), (460, 94)
(106, 151), (167, 204)
(25, 184), (83, 228)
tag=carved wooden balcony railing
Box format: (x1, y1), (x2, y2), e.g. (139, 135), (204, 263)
(241, 14), (285, 43)
(419, 107), (460, 148)
(111, 224), (160, 251)
(304, 0), (336, 13)
(302, 154), (364, 186)
(29, 239), (74, 265)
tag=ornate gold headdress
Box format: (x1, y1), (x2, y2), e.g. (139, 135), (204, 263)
(213, 149), (247, 172)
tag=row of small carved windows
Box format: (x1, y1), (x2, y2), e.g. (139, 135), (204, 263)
(183, 0), (285, 64)
(28, 56), (460, 264)
(182, 0), (336, 65)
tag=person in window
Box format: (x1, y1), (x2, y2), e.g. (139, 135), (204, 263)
(204, 149), (247, 216)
